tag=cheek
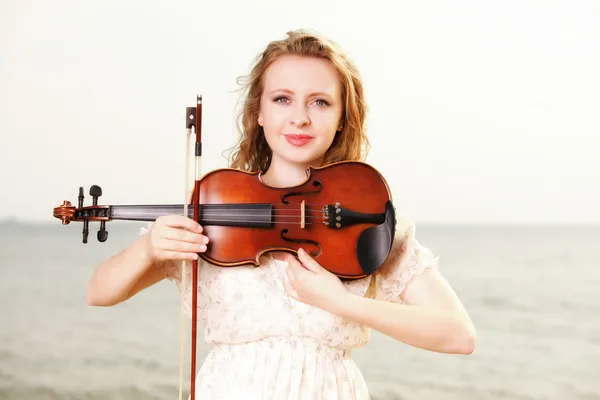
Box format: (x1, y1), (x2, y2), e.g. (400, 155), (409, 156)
(262, 107), (288, 136)
(263, 111), (287, 127)
(312, 111), (340, 138)
(261, 99), (283, 121)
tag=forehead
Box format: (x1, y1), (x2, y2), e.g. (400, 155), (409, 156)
(263, 55), (341, 94)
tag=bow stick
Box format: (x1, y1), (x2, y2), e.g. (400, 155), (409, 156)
(184, 95), (203, 400)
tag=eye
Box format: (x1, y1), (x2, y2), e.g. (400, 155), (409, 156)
(315, 98), (330, 107)
(273, 96), (289, 104)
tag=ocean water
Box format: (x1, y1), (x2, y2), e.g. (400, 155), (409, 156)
(0, 221), (599, 400)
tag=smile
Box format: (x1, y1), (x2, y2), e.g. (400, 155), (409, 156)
(284, 134), (313, 147)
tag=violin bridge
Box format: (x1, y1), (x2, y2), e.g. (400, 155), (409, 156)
(301, 200), (305, 229)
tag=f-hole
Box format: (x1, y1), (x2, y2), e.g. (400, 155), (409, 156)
(280, 229), (322, 257)
(281, 180), (323, 204)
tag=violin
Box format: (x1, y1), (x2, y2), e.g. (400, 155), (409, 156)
(53, 160), (396, 278)
(51, 95), (396, 398)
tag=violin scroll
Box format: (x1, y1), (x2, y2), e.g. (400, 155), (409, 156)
(52, 185), (109, 243)
(53, 200), (76, 225)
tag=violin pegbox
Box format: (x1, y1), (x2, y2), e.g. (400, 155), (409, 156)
(52, 185), (109, 243)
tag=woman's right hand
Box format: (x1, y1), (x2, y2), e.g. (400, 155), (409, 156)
(144, 215), (209, 262)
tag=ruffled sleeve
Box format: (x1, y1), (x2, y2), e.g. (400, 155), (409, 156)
(374, 220), (439, 303)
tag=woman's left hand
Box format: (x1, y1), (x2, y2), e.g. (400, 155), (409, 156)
(284, 248), (353, 316)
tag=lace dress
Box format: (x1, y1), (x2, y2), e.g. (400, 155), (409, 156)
(140, 220), (439, 399)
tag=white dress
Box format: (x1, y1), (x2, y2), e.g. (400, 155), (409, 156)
(140, 220), (439, 400)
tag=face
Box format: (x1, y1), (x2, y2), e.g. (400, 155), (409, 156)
(258, 55), (343, 167)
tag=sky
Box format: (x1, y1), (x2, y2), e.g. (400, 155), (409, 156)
(1, 0), (599, 225)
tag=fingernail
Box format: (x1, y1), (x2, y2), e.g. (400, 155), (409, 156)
(200, 245), (206, 252)
(298, 248), (306, 256)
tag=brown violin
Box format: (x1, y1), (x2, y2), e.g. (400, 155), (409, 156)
(51, 95), (396, 400)
(53, 161), (396, 279)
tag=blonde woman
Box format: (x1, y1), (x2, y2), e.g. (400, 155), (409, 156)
(86, 29), (476, 399)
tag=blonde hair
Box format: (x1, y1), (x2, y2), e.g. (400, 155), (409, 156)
(228, 29), (370, 172)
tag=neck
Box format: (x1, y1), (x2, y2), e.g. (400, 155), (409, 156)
(108, 203), (273, 228)
(261, 154), (323, 188)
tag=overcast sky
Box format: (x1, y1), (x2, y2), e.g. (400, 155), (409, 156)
(1, 0), (598, 225)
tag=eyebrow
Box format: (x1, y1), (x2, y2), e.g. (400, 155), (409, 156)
(268, 88), (333, 98)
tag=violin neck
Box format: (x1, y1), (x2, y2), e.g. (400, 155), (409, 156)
(110, 205), (193, 221)
(109, 204), (273, 228)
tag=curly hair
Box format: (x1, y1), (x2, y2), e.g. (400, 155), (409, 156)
(227, 29), (370, 172)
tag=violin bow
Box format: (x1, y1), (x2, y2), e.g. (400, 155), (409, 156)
(183, 95), (203, 400)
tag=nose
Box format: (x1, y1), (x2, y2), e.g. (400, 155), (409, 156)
(289, 104), (310, 127)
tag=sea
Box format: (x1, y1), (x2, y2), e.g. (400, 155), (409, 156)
(1, 220), (598, 400)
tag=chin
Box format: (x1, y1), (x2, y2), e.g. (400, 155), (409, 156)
(267, 135), (333, 168)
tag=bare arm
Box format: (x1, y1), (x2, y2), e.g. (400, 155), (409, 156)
(339, 268), (475, 354)
(85, 234), (164, 306)
(85, 215), (208, 307)
(285, 248), (476, 355)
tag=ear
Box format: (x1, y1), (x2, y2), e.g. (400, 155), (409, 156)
(258, 112), (263, 126)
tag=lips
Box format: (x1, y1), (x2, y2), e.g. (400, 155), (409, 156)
(284, 134), (313, 147)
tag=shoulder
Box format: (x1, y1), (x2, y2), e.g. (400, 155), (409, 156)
(383, 216), (424, 268)
(374, 215), (440, 301)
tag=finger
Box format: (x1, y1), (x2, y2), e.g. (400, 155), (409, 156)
(158, 215), (203, 233)
(159, 238), (207, 253)
(285, 253), (307, 272)
(163, 227), (209, 244)
(297, 248), (322, 272)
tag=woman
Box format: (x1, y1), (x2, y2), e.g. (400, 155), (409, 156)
(86, 29), (476, 399)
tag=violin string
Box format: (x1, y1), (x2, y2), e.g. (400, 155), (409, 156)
(198, 204), (322, 207)
(199, 209), (324, 213)
(153, 207), (326, 211)
(112, 207), (342, 219)
(199, 208), (325, 211)
(198, 219), (316, 225)
(118, 204), (325, 209)
(202, 215), (324, 219)
(113, 211), (328, 216)
(112, 212), (327, 219)
(120, 204), (323, 208)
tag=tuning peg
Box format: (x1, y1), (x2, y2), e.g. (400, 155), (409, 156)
(89, 185), (108, 242)
(98, 221), (108, 242)
(78, 187), (84, 208)
(79, 187), (89, 243)
(90, 185), (102, 206)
